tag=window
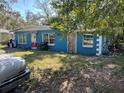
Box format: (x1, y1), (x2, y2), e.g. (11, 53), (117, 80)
(42, 33), (55, 46)
(83, 34), (93, 47)
(18, 33), (27, 44)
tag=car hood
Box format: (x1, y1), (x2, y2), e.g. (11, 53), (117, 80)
(0, 55), (26, 84)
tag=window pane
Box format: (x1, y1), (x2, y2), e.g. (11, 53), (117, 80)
(49, 34), (54, 44)
(43, 34), (49, 42)
(18, 34), (22, 44)
(44, 38), (48, 42)
(23, 34), (26, 43)
(49, 34), (54, 38)
(44, 34), (48, 39)
(20, 35), (23, 43)
(18, 33), (27, 44)
(43, 33), (55, 44)
(83, 34), (93, 47)
(49, 38), (54, 44)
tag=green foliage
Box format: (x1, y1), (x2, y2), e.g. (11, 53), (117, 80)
(49, 0), (124, 44)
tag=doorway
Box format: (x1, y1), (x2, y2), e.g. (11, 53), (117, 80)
(68, 33), (76, 53)
(31, 32), (37, 49)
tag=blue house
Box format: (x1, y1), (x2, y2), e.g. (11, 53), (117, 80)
(14, 25), (108, 56)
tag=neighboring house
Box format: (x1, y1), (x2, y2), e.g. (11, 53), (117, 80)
(0, 29), (14, 42)
(14, 25), (109, 56)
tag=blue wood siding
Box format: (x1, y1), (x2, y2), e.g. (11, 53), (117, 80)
(37, 30), (67, 53)
(15, 30), (67, 52)
(76, 33), (97, 55)
(15, 30), (108, 55)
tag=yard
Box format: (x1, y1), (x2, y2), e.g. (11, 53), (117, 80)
(0, 44), (124, 93)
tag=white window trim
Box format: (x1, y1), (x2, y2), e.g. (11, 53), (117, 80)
(83, 34), (93, 48)
(48, 43), (55, 46)
(18, 33), (27, 44)
(42, 33), (55, 46)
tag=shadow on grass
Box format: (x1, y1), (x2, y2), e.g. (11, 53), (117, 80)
(25, 64), (123, 93)
(16, 51), (124, 93)
(22, 50), (96, 63)
(1, 47), (123, 93)
(0, 46), (90, 67)
(0, 46), (25, 54)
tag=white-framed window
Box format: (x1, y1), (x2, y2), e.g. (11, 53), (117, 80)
(42, 33), (55, 46)
(18, 33), (27, 44)
(83, 34), (93, 47)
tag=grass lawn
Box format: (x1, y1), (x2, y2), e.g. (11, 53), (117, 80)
(13, 51), (65, 70)
(11, 50), (124, 93)
(0, 45), (124, 93)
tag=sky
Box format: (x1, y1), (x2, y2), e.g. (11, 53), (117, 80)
(12, 0), (39, 19)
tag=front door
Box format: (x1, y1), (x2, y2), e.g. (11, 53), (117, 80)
(31, 32), (37, 42)
(31, 32), (37, 49)
(68, 33), (76, 53)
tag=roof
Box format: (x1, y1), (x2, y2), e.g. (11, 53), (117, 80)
(14, 25), (54, 32)
(0, 29), (10, 33)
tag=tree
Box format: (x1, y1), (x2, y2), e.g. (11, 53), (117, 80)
(26, 10), (42, 25)
(35, 0), (51, 19)
(8, 11), (26, 29)
(49, 0), (124, 44)
(35, 0), (56, 24)
(0, 0), (26, 30)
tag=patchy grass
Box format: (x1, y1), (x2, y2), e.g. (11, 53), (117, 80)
(0, 48), (124, 93)
(13, 51), (64, 70)
(13, 51), (33, 57)
(112, 55), (124, 75)
(12, 50), (89, 70)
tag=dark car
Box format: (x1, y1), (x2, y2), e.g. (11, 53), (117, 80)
(0, 55), (30, 93)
